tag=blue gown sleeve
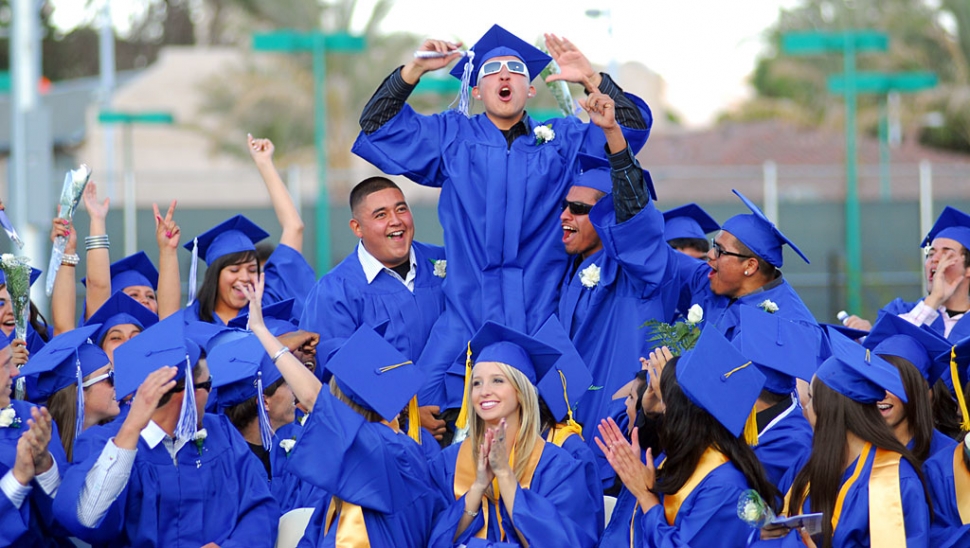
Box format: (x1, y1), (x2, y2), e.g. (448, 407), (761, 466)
(899, 460), (931, 547)
(503, 470), (599, 548)
(262, 244), (316, 320)
(561, 434), (604, 536)
(219, 417), (280, 548)
(590, 191), (667, 292)
(0, 489), (30, 546)
(352, 105), (449, 188)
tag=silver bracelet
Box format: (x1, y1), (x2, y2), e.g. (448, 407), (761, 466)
(463, 508), (479, 518)
(272, 346), (291, 364)
(61, 253), (80, 266)
(85, 235), (110, 251)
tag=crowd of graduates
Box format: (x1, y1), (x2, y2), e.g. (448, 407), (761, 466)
(2, 23), (970, 547)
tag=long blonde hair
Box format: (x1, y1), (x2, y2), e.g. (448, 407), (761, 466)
(468, 362), (541, 484)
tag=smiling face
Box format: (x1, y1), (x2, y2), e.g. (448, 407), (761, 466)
(123, 285), (158, 315)
(471, 361), (521, 426)
(924, 237), (970, 292)
(217, 259), (258, 313)
(0, 286), (14, 337)
(473, 55), (535, 131)
(561, 186), (604, 260)
(877, 390), (908, 433)
(83, 364), (120, 425)
(101, 323), (143, 363)
(350, 187), (415, 269)
(706, 231), (758, 299)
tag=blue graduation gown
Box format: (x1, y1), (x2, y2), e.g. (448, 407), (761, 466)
(561, 194), (681, 441)
(756, 449), (930, 547)
(753, 400), (813, 489)
(263, 243), (317, 321)
(0, 400), (71, 547)
(601, 485), (639, 547)
(923, 443), (970, 547)
(288, 385), (444, 547)
(353, 107), (650, 408)
(638, 459), (757, 547)
(882, 298), (970, 343)
(544, 429), (604, 536)
(271, 420), (329, 514)
(53, 413), (279, 547)
(428, 440), (599, 548)
(299, 242), (445, 370)
(907, 428), (957, 461)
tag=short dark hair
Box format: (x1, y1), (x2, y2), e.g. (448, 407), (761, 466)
(158, 362), (206, 408)
(197, 250), (261, 324)
(734, 238), (777, 278)
(225, 377), (286, 431)
(349, 177), (402, 214)
(667, 237), (710, 254)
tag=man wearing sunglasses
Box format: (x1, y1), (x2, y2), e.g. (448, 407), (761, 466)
(354, 24), (651, 419)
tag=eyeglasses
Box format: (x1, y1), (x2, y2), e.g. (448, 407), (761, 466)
(561, 200), (594, 216)
(478, 59), (529, 80)
(710, 239), (754, 260)
(195, 376), (213, 393)
(82, 370), (114, 389)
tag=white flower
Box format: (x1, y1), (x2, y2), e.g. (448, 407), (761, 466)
(686, 304), (704, 325)
(279, 438), (296, 453)
(193, 428), (208, 441)
(433, 259), (447, 278)
(741, 500), (762, 523)
(0, 407), (14, 427)
(759, 299), (779, 314)
(0, 253), (13, 266)
(298, 414), (307, 427)
(579, 264), (601, 288)
(533, 124), (555, 145)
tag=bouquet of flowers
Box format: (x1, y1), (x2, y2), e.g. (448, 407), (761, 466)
(46, 164), (92, 296)
(1, 253), (32, 400)
(642, 304), (703, 356)
(737, 489), (776, 529)
(536, 40), (579, 118)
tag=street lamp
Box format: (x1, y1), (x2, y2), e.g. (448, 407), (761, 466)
(98, 110), (175, 256)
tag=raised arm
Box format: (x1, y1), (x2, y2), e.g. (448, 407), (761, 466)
(50, 217), (77, 335)
(153, 201), (181, 320)
(82, 183), (111, 320)
(247, 135), (304, 252)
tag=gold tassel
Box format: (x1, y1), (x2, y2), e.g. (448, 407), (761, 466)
(455, 342), (473, 430)
(950, 347), (970, 432)
(549, 421), (584, 446)
(744, 405), (760, 446)
(407, 395), (422, 444)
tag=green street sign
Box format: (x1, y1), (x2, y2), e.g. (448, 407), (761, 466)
(98, 111), (175, 124)
(0, 72), (9, 93)
(783, 31), (888, 55)
(253, 31), (364, 53)
(828, 72), (938, 94)
(414, 76), (460, 95)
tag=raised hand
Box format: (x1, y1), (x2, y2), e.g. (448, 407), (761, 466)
(544, 34), (600, 90)
(153, 200), (181, 250)
(115, 366), (178, 450)
(925, 249), (968, 309)
(579, 90), (617, 130)
(11, 339), (29, 367)
(402, 39), (463, 85)
(240, 273), (266, 332)
(82, 181), (110, 222)
(247, 134), (275, 166)
(595, 418), (658, 510)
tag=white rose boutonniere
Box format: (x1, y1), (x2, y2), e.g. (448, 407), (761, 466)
(534, 124), (555, 145)
(193, 428), (208, 456)
(758, 299), (779, 314)
(686, 304), (704, 325)
(579, 264), (601, 289)
(298, 414), (308, 427)
(280, 437), (297, 456)
(0, 406), (19, 428)
(429, 258), (446, 278)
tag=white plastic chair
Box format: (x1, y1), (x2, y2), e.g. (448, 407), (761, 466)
(604, 495), (618, 528)
(275, 507), (316, 548)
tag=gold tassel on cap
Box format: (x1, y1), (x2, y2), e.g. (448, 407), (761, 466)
(550, 370), (584, 445)
(950, 347), (970, 432)
(743, 405), (759, 446)
(407, 395), (422, 444)
(455, 342), (473, 430)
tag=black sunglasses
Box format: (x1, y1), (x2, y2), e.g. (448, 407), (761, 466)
(561, 200), (594, 216)
(195, 376), (213, 393)
(710, 239), (754, 260)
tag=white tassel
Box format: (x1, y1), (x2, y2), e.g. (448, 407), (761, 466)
(187, 237), (199, 306)
(255, 371), (275, 452)
(74, 358), (85, 440)
(455, 50), (476, 117)
(174, 355), (198, 443)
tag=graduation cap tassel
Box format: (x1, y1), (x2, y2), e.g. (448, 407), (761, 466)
(407, 395), (422, 444)
(255, 371), (275, 452)
(174, 355), (199, 443)
(455, 341), (474, 430)
(743, 405), (759, 446)
(456, 50), (475, 117)
(951, 347), (970, 432)
(186, 237), (199, 306)
(74, 358), (85, 440)
(550, 370), (583, 445)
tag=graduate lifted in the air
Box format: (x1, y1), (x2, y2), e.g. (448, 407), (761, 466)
(353, 24), (652, 415)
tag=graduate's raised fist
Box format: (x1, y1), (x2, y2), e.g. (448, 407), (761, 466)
(404, 39), (463, 84)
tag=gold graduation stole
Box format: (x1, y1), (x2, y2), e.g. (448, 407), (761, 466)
(868, 448), (906, 548)
(323, 420), (403, 546)
(544, 422), (583, 447)
(454, 437), (545, 540)
(952, 444), (970, 525)
(662, 447), (729, 525)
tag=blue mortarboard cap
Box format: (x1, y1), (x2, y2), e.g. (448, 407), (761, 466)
(448, 24), (551, 88)
(735, 306), (819, 393)
(533, 317), (593, 423)
(863, 312), (951, 385)
(817, 329), (906, 404)
(821, 323), (869, 342)
(663, 203), (720, 241)
(208, 335), (282, 408)
(113, 312), (190, 399)
(81, 252), (159, 293)
(573, 153), (657, 201)
(678, 327), (765, 437)
(325, 324), (425, 421)
(84, 292), (159, 346)
(0, 267), (42, 288)
(921, 206), (970, 252)
(721, 189), (809, 267)
(184, 214), (269, 265)
(18, 324), (106, 401)
(468, 321), (561, 385)
(228, 299), (298, 336)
